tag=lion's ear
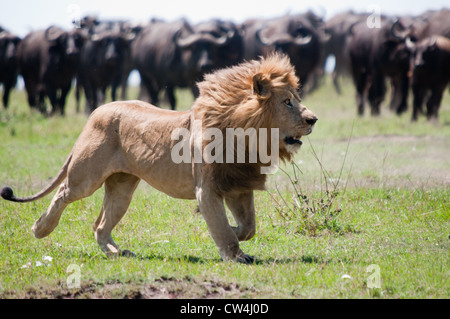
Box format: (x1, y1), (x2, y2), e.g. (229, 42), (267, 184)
(253, 73), (272, 99)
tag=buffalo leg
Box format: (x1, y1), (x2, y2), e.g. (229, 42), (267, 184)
(389, 74), (409, 115)
(120, 71), (130, 100)
(46, 84), (59, 115)
(75, 80), (81, 113)
(140, 75), (158, 105)
(111, 81), (118, 102)
(332, 70), (342, 95)
(368, 72), (386, 116)
(37, 86), (47, 114)
(58, 85), (71, 116)
(96, 88), (106, 107)
(83, 84), (95, 114)
(166, 85), (177, 110)
(396, 74), (409, 115)
(24, 79), (37, 109)
(354, 71), (368, 116)
(2, 84), (12, 108)
(426, 86), (445, 123)
(412, 86), (427, 121)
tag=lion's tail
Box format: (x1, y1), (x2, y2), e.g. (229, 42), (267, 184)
(1, 153), (72, 203)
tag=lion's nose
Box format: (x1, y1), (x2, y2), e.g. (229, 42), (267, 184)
(306, 117), (318, 125)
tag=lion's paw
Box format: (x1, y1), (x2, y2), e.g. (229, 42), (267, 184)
(121, 249), (136, 258)
(236, 252), (255, 264)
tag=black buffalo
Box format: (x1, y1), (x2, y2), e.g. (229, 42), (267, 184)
(0, 29), (20, 108)
(407, 8), (450, 122)
(410, 36), (450, 122)
(133, 19), (242, 110)
(348, 18), (412, 116)
(187, 19), (244, 96)
(76, 16), (143, 101)
(76, 30), (135, 113)
(17, 26), (85, 115)
(409, 9), (450, 40)
(321, 11), (369, 94)
(243, 13), (322, 88)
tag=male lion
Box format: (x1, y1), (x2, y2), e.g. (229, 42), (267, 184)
(1, 53), (317, 263)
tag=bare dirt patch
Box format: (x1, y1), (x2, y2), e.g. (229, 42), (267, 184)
(0, 277), (259, 299)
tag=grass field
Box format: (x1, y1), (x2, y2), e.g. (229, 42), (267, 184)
(0, 76), (449, 299)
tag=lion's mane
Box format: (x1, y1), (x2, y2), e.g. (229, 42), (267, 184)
(192, 53), (300, 195)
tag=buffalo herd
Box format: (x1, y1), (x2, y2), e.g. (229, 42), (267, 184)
(0, 8), (449, 121)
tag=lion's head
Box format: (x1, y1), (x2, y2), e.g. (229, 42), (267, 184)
(192, 53), (317, 195)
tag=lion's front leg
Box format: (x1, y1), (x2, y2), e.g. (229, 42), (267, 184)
(195, 186), (254, 264)
(225, 191), (256, 242)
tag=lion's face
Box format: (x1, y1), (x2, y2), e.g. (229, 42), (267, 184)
(196, 53), (317, 161)
(267, 88), (317, 155)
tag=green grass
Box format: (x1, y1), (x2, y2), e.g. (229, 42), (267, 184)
(0, 77), (449, 298)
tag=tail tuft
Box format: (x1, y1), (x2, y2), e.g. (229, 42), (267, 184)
(1, 186), (15, 201)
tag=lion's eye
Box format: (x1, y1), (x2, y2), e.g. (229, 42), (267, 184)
(284, 99), (293, 108)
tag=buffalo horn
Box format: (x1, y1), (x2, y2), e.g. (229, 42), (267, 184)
(256, 27), (278, 46)
(45, 26), (65, 42)
(176, 31), (229, 48)
(256, 27), (312, 46)
(294, 33), (312, 45)
(405, 36), (415, 49)
(390, 19), (407, 40)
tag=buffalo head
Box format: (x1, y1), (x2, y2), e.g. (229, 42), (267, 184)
(0, 31), (21, 63)
(174, 20), (241, 75)
(411, 36), (438, 68)
(90, 31), (135, 65)
(45, 26), (85, 61)
(256, 23), (313, 47)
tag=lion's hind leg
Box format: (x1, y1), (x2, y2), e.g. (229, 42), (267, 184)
(32, 170), (106, 238)
(94, 173), (140, 258)
(32, 183), (70, 238)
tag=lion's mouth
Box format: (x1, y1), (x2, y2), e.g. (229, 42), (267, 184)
(284, 136), (302, 145)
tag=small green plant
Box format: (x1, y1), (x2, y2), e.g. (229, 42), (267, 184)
(269, 135), (355, 236)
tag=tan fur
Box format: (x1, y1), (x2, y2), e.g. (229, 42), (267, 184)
(6, 53), (317, 263)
